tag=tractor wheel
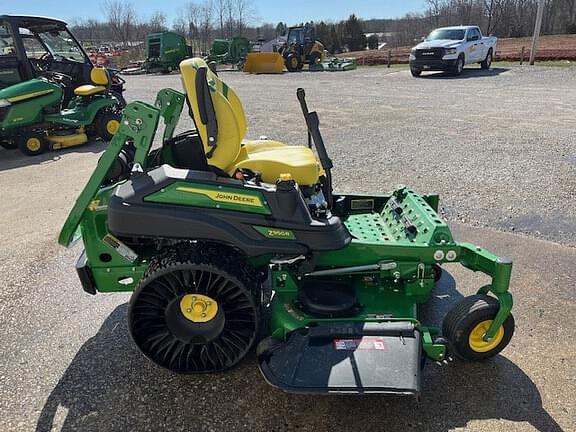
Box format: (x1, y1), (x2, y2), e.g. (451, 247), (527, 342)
(442, 294), (514, 361)
(110, 90), (127, 108)
(481, 49), (493, 70)
(128, 244), (260, 373)
(17, 132), (48, 156)
(286, 54), (300, 72)
(0, 139), (16, 150)
(308, 51), (322, 67)
(95, 110), (122, 141)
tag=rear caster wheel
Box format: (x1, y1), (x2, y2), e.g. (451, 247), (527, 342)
(129, 245), (260, 373)
(17, 132), (48, 156)
(442, 294), (514, 361)
(95, 110), (122, 141)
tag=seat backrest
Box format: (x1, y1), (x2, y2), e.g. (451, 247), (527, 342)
(179, 58), (247, 170)
(90, 67), (109, 86)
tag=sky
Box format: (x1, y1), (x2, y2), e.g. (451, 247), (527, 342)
(2, 0), (429, 26)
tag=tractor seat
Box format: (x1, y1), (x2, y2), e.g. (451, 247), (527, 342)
(180, 58), (320, 186)
(74, 67), (109, 97)
(236, 139), (319, 185)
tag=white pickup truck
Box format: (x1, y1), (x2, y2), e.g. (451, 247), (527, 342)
(409, 26), (497, 77)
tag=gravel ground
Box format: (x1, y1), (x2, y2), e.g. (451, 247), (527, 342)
(123, 64), (576, 246)
(0, 65), (575, 432)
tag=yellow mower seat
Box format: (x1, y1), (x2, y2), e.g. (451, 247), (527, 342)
(236, 140), (319, 185)
(180, 58), (320, 186)
(74, 67), (109, 97)
(74, 85), (106, 96)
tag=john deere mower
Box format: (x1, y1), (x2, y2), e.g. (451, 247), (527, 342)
(0, 67), (123, 156)
(60, 58), (515, 395)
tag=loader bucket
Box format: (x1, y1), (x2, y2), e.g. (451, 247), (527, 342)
(244, 53), (284, 74)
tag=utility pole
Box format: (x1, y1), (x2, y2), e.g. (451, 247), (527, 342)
(529, 0), (545, 65)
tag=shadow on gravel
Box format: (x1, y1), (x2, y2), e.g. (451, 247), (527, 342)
(0, 140), (106, 173)
(419, 67), (509, 79)
(36, 271), (562, 432)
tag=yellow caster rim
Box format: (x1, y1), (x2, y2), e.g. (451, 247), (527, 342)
(106, 119), (120, 135)
(469, 320), (504, 353)
(179, 294), (218, 323)
(26, 137), (41, 152)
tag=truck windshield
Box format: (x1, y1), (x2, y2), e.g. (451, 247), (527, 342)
(36, 29), (87, 63)
(426, 29), (465, 41)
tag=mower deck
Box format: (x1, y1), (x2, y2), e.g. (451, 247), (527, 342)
(259, 322), (421, 395)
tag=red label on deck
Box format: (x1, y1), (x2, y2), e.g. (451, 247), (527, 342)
(333, 337), (387, 351)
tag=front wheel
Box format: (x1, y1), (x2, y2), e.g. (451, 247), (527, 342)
(443, 294), (514, 361)
(95, 109), (122, 141)
(285, 54), (300, 72)
(481, 49), (493, 70)
(17, 132), (49, 156)
(410, 67), (422, 77)
(452, 55), (465, 76)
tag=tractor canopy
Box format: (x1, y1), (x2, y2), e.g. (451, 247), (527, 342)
(0, 15), (95, 90)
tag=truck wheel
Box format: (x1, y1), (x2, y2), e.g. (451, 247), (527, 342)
(17, 132), (49, 156)
(452, 55), (465, 76)
(95, 110), (122, 142)
(481, 49), (493, 70)
(410, 67), (422, 77)
(443, 294), (514, 361)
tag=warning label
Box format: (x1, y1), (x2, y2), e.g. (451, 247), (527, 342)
(333, 337), (387, 351)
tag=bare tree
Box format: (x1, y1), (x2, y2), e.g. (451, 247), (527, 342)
(214, 0), (229, 37)
(149, 11), (167, 33)
(102, 0), (138, 46)
(234, 0), (255, 36)
(199, 1), (214, 53)
(426, 0), (444, 27)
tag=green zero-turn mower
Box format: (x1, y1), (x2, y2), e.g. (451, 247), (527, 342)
(59, 58), (515, 396)
(0, 67), (123, 156)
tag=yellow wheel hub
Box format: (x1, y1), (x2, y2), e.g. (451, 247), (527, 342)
(106, 119), (120, 135)
(291, 57), (298, 68)
(27, 137), (41, 151)
(469, 320), (504, 353)
(179, 294), (218, 323)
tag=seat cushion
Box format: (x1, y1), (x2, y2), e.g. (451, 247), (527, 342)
(229, 139), (320, 185)
(74, 85), (106, 96)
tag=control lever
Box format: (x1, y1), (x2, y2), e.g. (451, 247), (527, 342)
(296, 88), (333, 207)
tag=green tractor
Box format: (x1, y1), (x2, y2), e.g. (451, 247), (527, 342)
(0, 15), (125, 155)
(0, 67), (123, 155)
(60, 58), (515, 395)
